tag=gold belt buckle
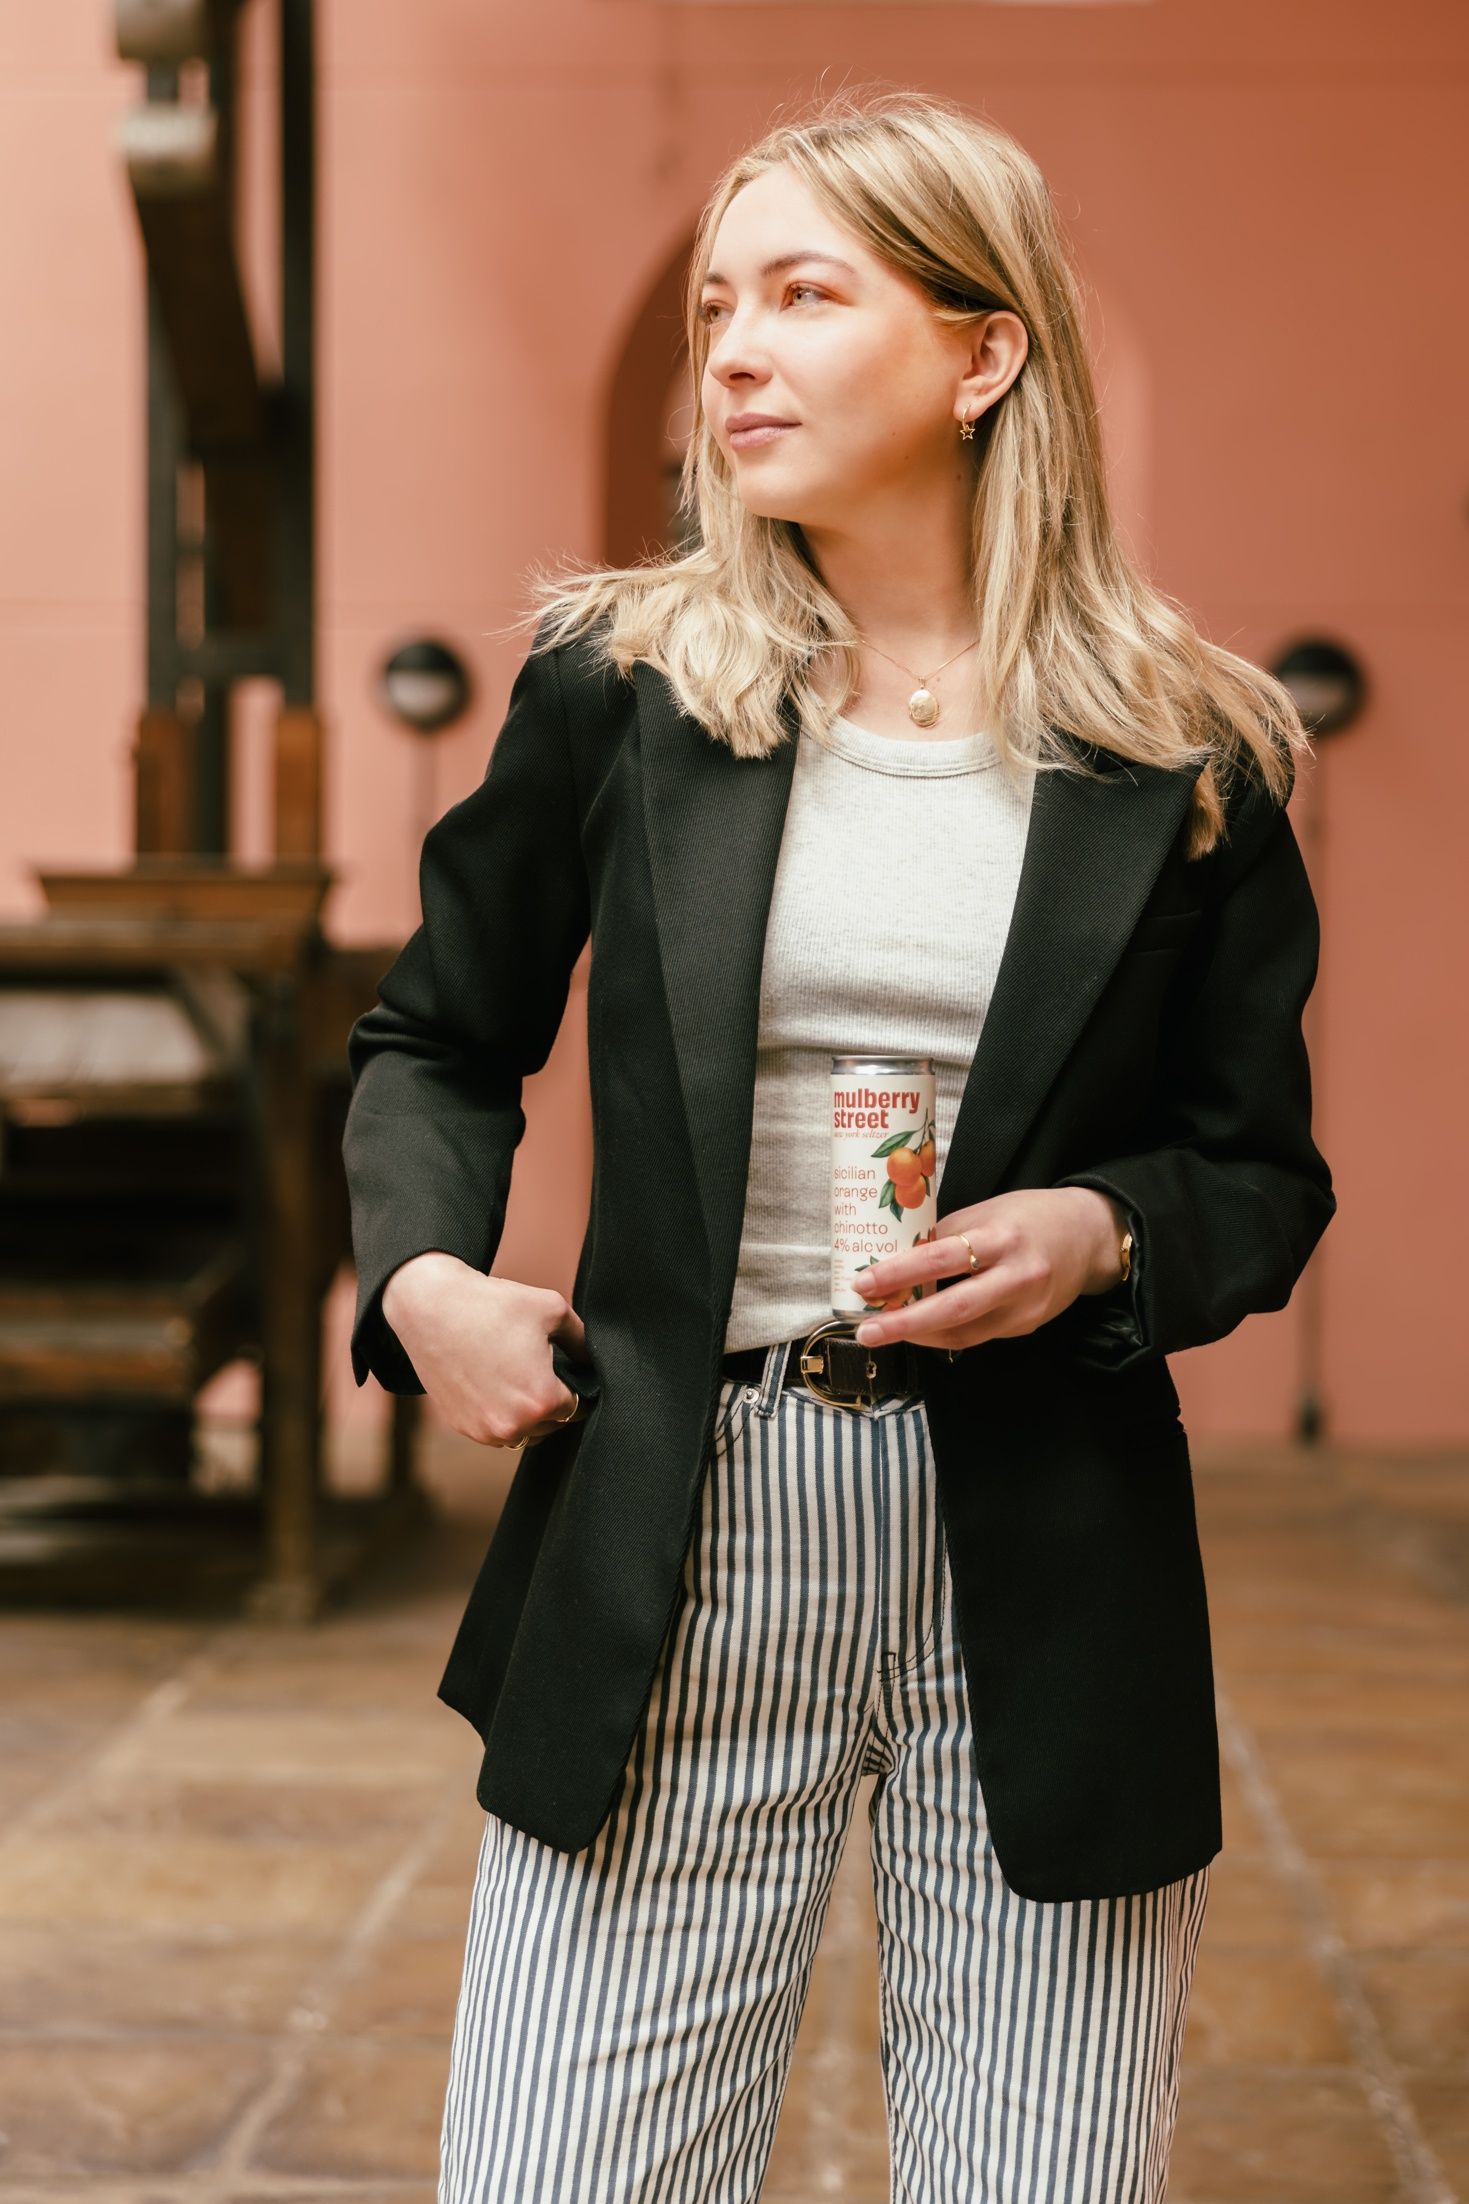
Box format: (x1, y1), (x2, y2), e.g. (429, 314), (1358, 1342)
(798, 1319), (881, 1409)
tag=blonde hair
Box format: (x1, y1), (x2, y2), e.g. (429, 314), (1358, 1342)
(540, 92), (1301, 852)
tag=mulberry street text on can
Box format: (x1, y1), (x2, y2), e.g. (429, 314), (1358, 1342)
(830, 1056), (937, 1316)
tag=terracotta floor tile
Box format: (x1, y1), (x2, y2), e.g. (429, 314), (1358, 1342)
(1208, 1564), (1444, 1615)
(0, 1706), (95, 1766)
(1167, 2067), (1399, 2202)
(1234, 1724), (1469, 1861)
(1200, 1861), (1305, 1949)
(763, 2085), (891, 2203)
(1218, 1766), (1264, 1855)
(102, 1708), (469, 1786)
(1184, 1954), (1351, 2066)
(395, 1875), (476, 1940)
(253, 2038), (452, 2176)
(1321, 1861), (1469, 1951)
(0, 1763), (89, 1828)
(0, 1446), (1461, 2199)
(0, 2042), (265, 2175)
(187, 1662), (459, 1716)
(0, 1921), (328, 2032)
(0, 1832), (388, 1933)
(1357, 1955), (1469, 2070)
(62, 1774), (439, 1847)
(1228, 1676), (1469, 1734)
(1214, 1635), (1469, 1688)
(430, 1800), (494, 1872)
(1214, 1584), (1450, 1636)
(229, 2190), (438, 2204)
(763, 1792), (888, 2198)
(1401, 2073), (1469, 2195)
(231, 2192), (439, 2203)
(332, 1932), (466, 2036)
(765, 2031), (889, 2199)
(0, 1618), (204, 1693)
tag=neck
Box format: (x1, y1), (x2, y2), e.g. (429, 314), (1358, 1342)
(801, 465), (975, 667)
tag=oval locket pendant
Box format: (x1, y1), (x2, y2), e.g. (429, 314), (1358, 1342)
(907, 687), (940, 728)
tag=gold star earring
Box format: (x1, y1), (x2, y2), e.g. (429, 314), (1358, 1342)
(958, 409), (976, 443)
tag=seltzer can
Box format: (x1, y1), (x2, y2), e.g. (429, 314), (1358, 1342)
(830, 1056), (937, 1317)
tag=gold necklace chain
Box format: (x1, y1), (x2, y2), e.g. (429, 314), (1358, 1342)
(861, 636), (979, 728)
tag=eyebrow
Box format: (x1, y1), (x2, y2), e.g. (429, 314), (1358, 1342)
(702, 250), (859, 288)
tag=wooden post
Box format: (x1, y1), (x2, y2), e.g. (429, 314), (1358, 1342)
(134, 709), (195, 855)
(274, 705), (323, 860)
(249, 962), (323, 1622)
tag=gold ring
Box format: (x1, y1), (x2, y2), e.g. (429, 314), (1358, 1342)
(957, 1232), (981, 1276)
(555, 1402), (579, 1425)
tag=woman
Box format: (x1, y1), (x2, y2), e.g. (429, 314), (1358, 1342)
(346, 95), (1332, 2204)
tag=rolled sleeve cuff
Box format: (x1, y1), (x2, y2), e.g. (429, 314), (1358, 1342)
(1055, 1172), (1151, 1370)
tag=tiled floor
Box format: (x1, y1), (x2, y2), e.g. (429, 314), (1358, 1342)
(0, 1438), (1464, 2201)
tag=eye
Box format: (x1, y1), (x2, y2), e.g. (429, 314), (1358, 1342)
(786, 282), (827, 308)
(698, 298), (731, 327)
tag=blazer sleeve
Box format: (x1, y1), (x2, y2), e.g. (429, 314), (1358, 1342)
(344, 644), (591, 1391)
(1062, 775), (1335, 1368)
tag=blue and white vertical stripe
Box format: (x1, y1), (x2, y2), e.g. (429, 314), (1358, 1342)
(440, 1353), (1207, 2203)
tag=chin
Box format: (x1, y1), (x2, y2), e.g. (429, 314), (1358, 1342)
(730, 471), (836, 527)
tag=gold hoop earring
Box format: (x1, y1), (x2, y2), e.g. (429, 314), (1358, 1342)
(958, 411), (976, 443)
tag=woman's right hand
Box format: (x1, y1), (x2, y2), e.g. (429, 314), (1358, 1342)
(381, 1252), (587, 1448)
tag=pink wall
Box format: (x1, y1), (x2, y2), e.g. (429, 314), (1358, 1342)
(1, 0), (1466, 1442)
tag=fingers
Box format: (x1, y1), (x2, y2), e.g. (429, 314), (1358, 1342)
(392, 1271), (594, 1451)
(449, 1334), (582, 1448)
(854, 1266), (1015, 1347)
(855, 1227), (996, 1307)
(457, 1377), (580, 1451)
(549, 1298), (588, 1360)
(518, 1386), (583, 1447)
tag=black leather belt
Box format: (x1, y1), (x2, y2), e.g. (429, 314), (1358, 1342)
(723, 1320), (918, 1409)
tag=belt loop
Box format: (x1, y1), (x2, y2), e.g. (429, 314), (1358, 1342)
(756, 1340), (786, 1418)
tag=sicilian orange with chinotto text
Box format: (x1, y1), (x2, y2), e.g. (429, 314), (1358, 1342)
(829, 1056), (937, 1316)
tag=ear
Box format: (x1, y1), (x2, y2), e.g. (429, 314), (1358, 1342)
(954, 310), (1029, 430)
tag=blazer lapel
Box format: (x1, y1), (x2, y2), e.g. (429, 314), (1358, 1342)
(636, 663), (799, 1306)
(940, 755), (1203, 1211)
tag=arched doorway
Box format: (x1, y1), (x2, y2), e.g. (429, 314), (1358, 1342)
(604, 234), (696, 565)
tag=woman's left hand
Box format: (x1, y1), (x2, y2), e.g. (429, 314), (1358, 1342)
(852, 1186), (1127, 1352)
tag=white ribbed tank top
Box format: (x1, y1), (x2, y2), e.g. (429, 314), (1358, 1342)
(724, 716), (1034, 1352)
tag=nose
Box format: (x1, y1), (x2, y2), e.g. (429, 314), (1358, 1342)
(706, 306), (771, 390)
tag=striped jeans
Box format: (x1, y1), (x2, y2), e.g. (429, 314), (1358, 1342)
(441, 1349), (1208, 2204)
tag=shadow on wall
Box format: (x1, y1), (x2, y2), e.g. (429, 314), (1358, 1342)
(606, 233), (697, 569)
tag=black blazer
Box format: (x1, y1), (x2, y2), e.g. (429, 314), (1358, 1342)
(345, 634), (1332, 1901)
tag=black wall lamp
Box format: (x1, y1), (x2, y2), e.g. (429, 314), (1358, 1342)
(1269, 638), (1367, 740)
(379, 639), (473, 736)
(379, 639), (473, 912)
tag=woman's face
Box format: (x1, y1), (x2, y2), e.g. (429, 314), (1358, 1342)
(699, 164), (1023, 534)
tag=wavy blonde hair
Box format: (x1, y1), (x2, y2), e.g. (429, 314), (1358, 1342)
(540, 92), (1301, 852)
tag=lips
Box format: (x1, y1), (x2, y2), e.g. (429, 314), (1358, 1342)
(726, 413), (798, 451)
